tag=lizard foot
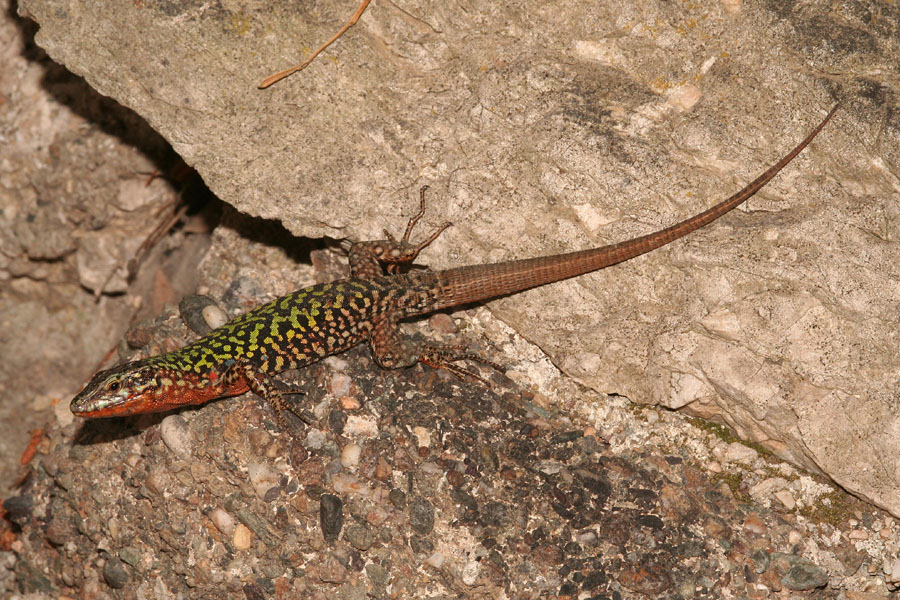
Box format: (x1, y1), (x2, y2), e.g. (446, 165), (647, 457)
(231, 361), (312, 430)
(348, 186), (451, 278)
(418, 344), (506, 385)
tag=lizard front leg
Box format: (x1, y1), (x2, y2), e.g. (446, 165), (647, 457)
(348, 186), (450, 279)
(222, 361), (310, 429)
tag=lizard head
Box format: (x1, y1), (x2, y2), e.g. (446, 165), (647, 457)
(70, 360), (163, 418)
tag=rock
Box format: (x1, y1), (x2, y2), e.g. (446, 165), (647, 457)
(773, 490), (796, 511)
(246, 462), (280, 500)
(232, 523), (253, 551)
(159, 415), (192, 457)
(210, 508), (235, 537)
(340, 443), (361, 470)
(18, 0), (900, 522)
(320, 494), (343, 543)
(102, 558), (128, 589)
(75, 228), (143, 293)
(408, 496), (434, 535)
(724, 443), (758, 464)
(770, 552), (828, 591)
(178, 294), (221, 335)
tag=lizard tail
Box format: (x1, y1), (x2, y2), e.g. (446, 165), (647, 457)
(430, 104), (838, 312)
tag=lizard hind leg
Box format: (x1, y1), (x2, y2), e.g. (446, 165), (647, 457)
(348, 186), (451, 279)
(369, 316), (505, 385)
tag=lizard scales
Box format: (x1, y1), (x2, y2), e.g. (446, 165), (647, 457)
(71, 106), (838, 427)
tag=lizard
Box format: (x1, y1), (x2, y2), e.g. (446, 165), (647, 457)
(70, 105), (838, 429)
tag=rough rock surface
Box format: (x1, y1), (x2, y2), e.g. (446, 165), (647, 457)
(16, 0), (900, 530)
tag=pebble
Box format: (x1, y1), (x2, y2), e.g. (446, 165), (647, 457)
(366, 562), (390, 594)
(76, 231), (133, 292)
(237, 509), (272, 546)
(366, 507), (388, 526)
(461, 560), (481, 585)
(329, 373), (352, 397)
(159, 415), (192, 457)
(177, 295), (221, 335)
(774, 490), (796, 510)
(341, 444), (361, 469)
(320, 494), (343, 542)
(145, 466), (172, 496)
(889, 558), (900, 583)
(374, 456), (392, 481)
(419, 461), (442, 475)
(339, 395), (362, 410)
(751, 550), (770, 574)
(332, 473), (368, 495)
(323, 356), (349, 371)
(848, 529), (869, 541)
(742, 514), (768, 536)
(409, 496), (435, 535)
(749, 477), (788, 500)
(410, 536), (434, 555)
(344, 524), (375, 551)
(210, 508), (235, 537)
(724, 442), (758, 463)
(323, 411), (345, 436)
(305, 429), (327, 449)
(118, 547), (141, 569)
(710, 442), (727, 462)
(44, 517), (69, 546)
(102, 557), (128, 589)
(247, 429), (272, 456)
(773, 553), (828, 590)
(247, 462), (280, 500)
(426, 552), (445, 568)
(344, 416), (378, 438)
(428, 313), (456, 334)
(318, 554), (348, 584)
(412, 426), (431, 448)
(389, 489), (407, 510)
(232, 524), (252, 551)
(576, 530), (598, 546)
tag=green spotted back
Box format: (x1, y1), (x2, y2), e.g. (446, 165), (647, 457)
(148, 279), (390, 376)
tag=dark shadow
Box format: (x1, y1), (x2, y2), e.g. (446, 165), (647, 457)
(71, 413), (165, 446)
(214, 205), (335, 267)
(12, 4), (220, 225)
(10, 5), (342, 270)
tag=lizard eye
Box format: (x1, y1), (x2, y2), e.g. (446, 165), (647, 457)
(107, 380), (121, 392)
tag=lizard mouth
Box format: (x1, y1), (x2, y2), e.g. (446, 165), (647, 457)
(70, 389), (133, 418)
(69, 366), (160, 418)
